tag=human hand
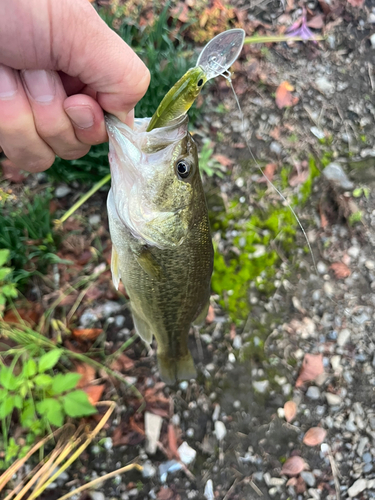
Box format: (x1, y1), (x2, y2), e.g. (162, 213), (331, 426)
(0, 0), (150, 172)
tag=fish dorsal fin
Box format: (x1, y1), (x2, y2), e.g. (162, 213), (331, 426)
(111, 245), (121, 290)
(134, 246), (164, 281)
(132, 309), (153, 344)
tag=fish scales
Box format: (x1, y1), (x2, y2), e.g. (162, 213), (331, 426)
(106, 114), (213, 384)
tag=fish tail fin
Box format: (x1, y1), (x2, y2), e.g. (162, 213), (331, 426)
(110, 245), (120, 290)
(157, 352), (197, 385)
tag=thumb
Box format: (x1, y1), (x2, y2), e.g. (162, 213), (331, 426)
(54, 0), (150, 121)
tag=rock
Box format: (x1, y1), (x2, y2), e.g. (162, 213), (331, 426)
(91, 493), (105, 500)
(365, 260), (375, 270)
(348, 246), (360, 259)
(301, 471), (316, 487)
(142, 461), (156, 478)
(317, 261), (328, 274)
(252, 380), (269, 393)
(306, 386), (321, 400)
(337, 329), (350, 347)
(79, 309), (99, 327)
(370, 33), (375, 48)
(204, 479), (214, 500)
(233, 335), (242, 349)
(89, 214), (101, 225)
(100, 301), (122, 318)
(145, 412), (163, 455)
(346, 420), (357, 432)
(270, 142), (282, 155)
(178, 441), (196, 465)
(357, 437), (369, 456)
(322, 163), (354, 190)
(55, 185), (72, 198)
(103, 437), (113, 450)
(368, 13), (375, 23)
(363, 452), (372, 463)
(114, 315), (125, 328)
(325, 393), (342, 406)
(348, 478), (367, 497)
(315, 76), (335, 94)
(310, 127), (325, 140)
(214, 421), (227, 441)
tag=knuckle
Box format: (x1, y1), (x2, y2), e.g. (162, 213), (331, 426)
(59, 147), (90, 161)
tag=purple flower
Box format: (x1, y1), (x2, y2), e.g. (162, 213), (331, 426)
(286, 9), (318, 43)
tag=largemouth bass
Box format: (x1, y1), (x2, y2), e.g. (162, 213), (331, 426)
(106, 114), (213, 384)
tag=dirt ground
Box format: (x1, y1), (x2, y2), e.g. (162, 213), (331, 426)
(8, 3), (375, 500)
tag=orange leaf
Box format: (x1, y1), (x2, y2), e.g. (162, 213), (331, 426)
(84, 385), (105, 405)
(295, 353), (324, 388)
(307, 14), (324, 29)
(330, 262), (351, 279)
(72, 328), (103, 341)
(168, 423), (180, 460)
(206, 304), (215, 324)
(170, 2), (189, 23)
(213, 154), (234, 168)
(3, 307), (40, 326)
(347, 0), (365, 6)
(275, 81), (298, 109)
(303, 427), (327, 446)
(257, 163), (277, 183)
(281, 456), (307, 476)
(284, 401), (297, 423)
(75, 363), (96, 388)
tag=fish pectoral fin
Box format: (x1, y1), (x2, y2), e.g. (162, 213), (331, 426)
(193, 299), (210, 327)
(132, 310), (153, 344)
(111, 245), (121, 290)
(134, 246), (164, 281)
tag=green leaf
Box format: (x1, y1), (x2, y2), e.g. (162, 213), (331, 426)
(2, 284), (17, 298)
(14, 395), (23, 409)
(20, 400), (36, 427)
(0, 268), (12, 281)
(62, 390), (97, 418)
(33, 374), (53, 388)
(36, 398), (64, 427)
(38, 349), (61, 373)
(0, 396), (15, 418)
(0, 366), (20, 390)
(23, 359), (37, 378)
(51, 373), (81, 395)
(0, 249), (10, 267)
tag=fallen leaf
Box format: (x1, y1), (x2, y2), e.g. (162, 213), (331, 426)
(303, 427), (327, 446)
(347, 0), (365, 6)
(230, 323), (236, 340)
(284, 401), (297, 423)
(110, 354), (135, 372)
(281, 456), (307, 476)
(295, 353), (324, 388)
(75, 363), (96, 388)
(168, 423), (180, 460)
(275, 81), (298, 109)
(257, 163), (277, 183)
(206, 304), (215, 324)
(306, 14), (324, 29)
(289, 161), (309, 187)
(157, 488), (174, 500)
(3, 306), (40, 326)
(213, 154), (234, 168)
(330, 262), (351, 279)
(72, 328), (103, 341)
(170, 2), (189, 22)
(84, 385), (105, 405)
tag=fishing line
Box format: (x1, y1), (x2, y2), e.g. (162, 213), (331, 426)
(214, 61), (318, 275)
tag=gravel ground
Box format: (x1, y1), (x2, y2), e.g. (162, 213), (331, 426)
(16, 5), (375, 500)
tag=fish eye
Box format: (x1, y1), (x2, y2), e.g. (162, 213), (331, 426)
(176, 160), (191, 179)
(197, 78), (203, 87)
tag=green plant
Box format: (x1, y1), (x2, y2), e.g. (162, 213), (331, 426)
(199, 141), (225, 178)
(0, 190), (64, 286)
(0, 250), (17, 316)
(0, 350), (96, 468)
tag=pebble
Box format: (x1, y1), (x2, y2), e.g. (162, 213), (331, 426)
(322, 162), (354, 190)
(348, 246), (360, 259)
(55, 185), (72, 198)
(91, 493), (105, 500)
(370, 33), (375, 48)
(325, 393), (342, 406)
(233, 335), (242, 349)
(142, 461), (156, 478)
(363, 452), (372, 463)
(204, 479), (214, 500)
(306, 386), (321, 400)
(301, 471), (316, 487)
(88, 214), (101, 225)
(323, 282), (334, 297)
(364, 463), (373, 473)
(80, 309), (99, 327)
(214, 421), (227, 441)
(317, 261), (328, 274)
(179, 381), (189, 391)
(103, 437), (113, 450)
(252, 380), (269, 393)
(310, 126), (325, 140)
(348, 478), (367, 497)
(346, 420), (357, 432)
(114, 315), (125, 328)
(357, 437), (369, 456)
(315, 76), (335, 94)
(270, 142), (282, 155)
(228, 352), (236, 363)
(337, 329), (350, 347)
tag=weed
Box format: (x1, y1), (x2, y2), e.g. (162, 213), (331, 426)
(0, 350), (96, 468)
(0, 250), (17, 316)
(349, 211), (363, 226)
(0, 190), (62, 286)
(199, 141), (225, 178)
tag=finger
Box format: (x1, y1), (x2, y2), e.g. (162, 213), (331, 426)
(64, 94), (107, 145)
(21, 69), (90, 160)
(0, 64), (55, 172)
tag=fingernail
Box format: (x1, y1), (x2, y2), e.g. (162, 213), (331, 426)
(65, 106), (94, 129)
(0, 64), (18, 99)
(22, 69), (56, 103)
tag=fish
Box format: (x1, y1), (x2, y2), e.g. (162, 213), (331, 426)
(146, 66), (207, 132)
(106, 112), (214, 385)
